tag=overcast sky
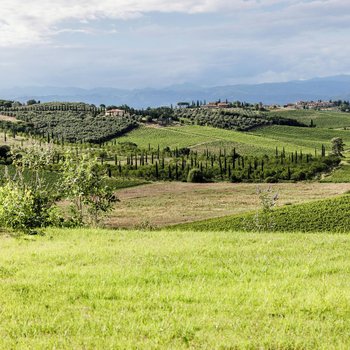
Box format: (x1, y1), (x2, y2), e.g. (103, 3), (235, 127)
(0, 0), (349, 89)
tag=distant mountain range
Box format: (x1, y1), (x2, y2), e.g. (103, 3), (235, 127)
(1, 75), (350, 108)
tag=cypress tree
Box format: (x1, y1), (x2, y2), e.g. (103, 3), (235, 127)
(168, 164), (172, 179)
(155, 162), (159, 178)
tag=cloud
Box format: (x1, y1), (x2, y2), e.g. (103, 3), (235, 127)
(0, 0), (350, 88)
(0, 0), (300, 47)
(0, 1), (204, 46)
(2, 0), (349, 47)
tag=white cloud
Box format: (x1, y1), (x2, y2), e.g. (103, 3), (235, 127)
(1, 0), (349, 47)
(0, 1), (199, 46)
(0, 0), (301, 47)
(0, 0), (350, 87)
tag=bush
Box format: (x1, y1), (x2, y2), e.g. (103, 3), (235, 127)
(187, 168), (205, 183)
(0, 182), (60, 234)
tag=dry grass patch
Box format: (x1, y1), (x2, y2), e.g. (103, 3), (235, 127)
(109, 182), (350, 228)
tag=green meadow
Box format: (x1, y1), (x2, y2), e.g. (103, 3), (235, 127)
(1, 228), (350, 349)
(269, 109), (350, 129)
(115, 124), (337, 155)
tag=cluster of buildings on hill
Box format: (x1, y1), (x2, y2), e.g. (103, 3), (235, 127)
(283, 100), (336, 110)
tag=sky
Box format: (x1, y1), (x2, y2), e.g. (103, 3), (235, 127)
(0, 0), (350, 89)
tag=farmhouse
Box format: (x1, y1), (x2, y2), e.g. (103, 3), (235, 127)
(204, 101), (230, 109)
(105, 109), (124, 117)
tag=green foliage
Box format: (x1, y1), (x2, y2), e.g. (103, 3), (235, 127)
(187, 168), (205, 183)
(331, 137), (345, 156)
(173, 194), (350, 233)
(0, 145), (11, 164)
(0, 182), (60, 234)
(0, 102), (138, 143)
(26, 99), (38, 106)
(249, 187), (279, 231)
(62, 154), (118, 226)
(109, 146), (340, 183)
(173, 108), (306, 132)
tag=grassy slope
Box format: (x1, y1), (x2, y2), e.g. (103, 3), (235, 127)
(112, 182), (350, 228)
(1, 228), (350, 348)
(322, 152), (350, 183)
(172, 195), (350, 233)
(116, 125), (327, 155)
(269, 109), (350, 129)
(249, 125), (350, 152)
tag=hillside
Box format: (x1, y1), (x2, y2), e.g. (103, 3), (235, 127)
(269, 109), (350, 129)
(116, 123), (349, 155)
(0, 103), (138, 143)
(172, 194), (350, 233)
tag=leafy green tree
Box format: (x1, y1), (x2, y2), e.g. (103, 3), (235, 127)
(62, 154), (118, 226)
(331, 137), (345, 156)
(0, 144), (61, 234)
(27, 99), (37, 106)
(187, 168), (205, 183)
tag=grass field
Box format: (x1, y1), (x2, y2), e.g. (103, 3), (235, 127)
(321, 152), (350, 183)
(249, 125), (350, 152)
(115, 124), (336, 155)
(269, 109), (350, 129)
(111, 182), (350, 228)
(1, 228), (350, 348)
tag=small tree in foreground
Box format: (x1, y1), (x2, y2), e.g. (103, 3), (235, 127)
(245, 186), (279, 232)
(62, 154), (118, 226)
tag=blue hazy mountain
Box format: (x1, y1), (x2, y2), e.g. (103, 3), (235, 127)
(1, 75), (349, 108)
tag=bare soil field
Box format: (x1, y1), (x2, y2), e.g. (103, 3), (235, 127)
(109, 182), (350, 228)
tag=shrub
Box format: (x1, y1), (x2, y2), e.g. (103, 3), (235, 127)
(187, 168), (205, 183)
(0, 182), (60, 234)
